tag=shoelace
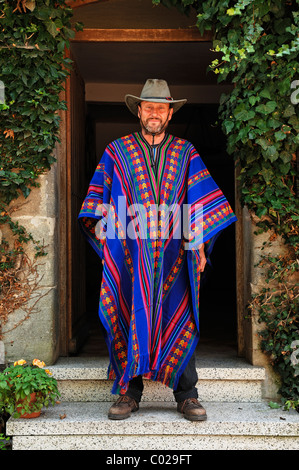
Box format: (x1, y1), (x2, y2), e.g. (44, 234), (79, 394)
(180, 398), (202, 411)
(116, 395), (134, 404)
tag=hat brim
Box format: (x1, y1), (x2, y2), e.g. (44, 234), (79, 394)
(125, 94), (187, 117)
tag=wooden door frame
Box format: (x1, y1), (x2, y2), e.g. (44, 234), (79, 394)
(57, 47), (72, 356)
(58, 27), (246, 356)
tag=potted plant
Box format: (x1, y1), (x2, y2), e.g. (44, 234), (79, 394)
(0, 359), (60, 418)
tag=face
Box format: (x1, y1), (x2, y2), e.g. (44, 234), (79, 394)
(138, 101), (173, 135)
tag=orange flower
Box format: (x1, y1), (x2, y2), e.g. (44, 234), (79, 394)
(32, 359), (46, 368)
(14, 359), (26, 366)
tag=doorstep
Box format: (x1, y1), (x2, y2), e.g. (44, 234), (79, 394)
(6, 400), (299, 450)
(47, 355), (266, 403)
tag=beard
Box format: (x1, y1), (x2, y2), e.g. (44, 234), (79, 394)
(139, 114), (170, 136)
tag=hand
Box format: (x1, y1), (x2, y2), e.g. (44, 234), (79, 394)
(198, 244), (206, 272)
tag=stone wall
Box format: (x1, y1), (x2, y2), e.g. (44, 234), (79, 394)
(242, 206), (289, 399)
(1, 162), (59, 365)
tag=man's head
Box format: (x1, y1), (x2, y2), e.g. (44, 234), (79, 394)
(137, 100), (173, 136)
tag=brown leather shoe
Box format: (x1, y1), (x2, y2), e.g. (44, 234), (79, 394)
(108, 395), (139, 420)
(177, 398), (207, 421)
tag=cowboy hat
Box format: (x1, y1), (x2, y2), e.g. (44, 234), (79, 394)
(125, 79), (187, 117)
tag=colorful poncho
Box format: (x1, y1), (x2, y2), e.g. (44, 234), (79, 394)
(78, 132), (237, 394)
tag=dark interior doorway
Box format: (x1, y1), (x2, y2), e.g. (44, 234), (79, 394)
(76, 102), (237, 357)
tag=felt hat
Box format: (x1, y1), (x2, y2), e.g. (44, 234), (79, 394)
(125, 79), (187, 116)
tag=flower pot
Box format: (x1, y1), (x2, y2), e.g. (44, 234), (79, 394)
(16, 392), (41, 419)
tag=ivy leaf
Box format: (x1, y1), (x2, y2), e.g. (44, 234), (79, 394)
(75, 22), (84, 32)
(283, 104), (295, 117)
(249, 95), (260, 106)
(279, 151), (292, 164)
(288, 115), (299, 132)
(233, 103), (255, 121)
(57, 40), (66, 53)
(256, 119), (269, 131)
(268, 118), (281, 129)
(255, 101), (277, 115)
(278, 163), (291, 175)
(256, 206), (268, 217)
(45, 20), (59, 38)
(20, 185), (31, 198)
(35, 8), (51, 21)
(256, 138), (271, 150)
(265, 146), (279, 162)
(260, 88), (272, 100)
(223, 119), (234, 133)
(25, 0), (36, 11)
(274, 130), (286, 141)
(260, 167), (273, 183)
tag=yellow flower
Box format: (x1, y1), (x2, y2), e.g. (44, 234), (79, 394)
(32, 359), (46, 368)
(14, 359), (27, 366)
(226, 8), (235, 15)
(45, 369), (52, 376)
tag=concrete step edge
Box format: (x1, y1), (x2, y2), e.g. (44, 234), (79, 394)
(48, 357), (266, 381)
(7, 401), (299, 438)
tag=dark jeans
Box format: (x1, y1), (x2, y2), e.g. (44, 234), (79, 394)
(125, 353), (198, 403)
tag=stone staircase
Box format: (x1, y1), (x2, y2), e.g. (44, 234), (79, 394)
(6, 346), (299, 450)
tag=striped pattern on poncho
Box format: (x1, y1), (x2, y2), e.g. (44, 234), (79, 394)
(78, 132), (237, 394)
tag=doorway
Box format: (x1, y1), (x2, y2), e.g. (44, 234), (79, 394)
(59, 35), (241, 358)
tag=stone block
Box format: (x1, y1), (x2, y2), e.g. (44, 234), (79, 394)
(2, 215), (58, 292)
(0, 341), (5, 365)
(2, 286), (59, 365)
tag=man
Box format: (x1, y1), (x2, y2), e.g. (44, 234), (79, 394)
(78, 79), (237, 421)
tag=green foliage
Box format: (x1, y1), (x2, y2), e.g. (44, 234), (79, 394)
(154, 0), (299, 408)
(0, 0), (81, 254)
(0, 0), (77, 204)
(250, 248), (299, 410)
(0, 359), (60, 418)
(0, 1), (81, 328)
(0, 433), (11, 450)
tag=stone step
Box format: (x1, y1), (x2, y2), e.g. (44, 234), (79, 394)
(7, 400), (299, 450)
(48, 356), (266, 403)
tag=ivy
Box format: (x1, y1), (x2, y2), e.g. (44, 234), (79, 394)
(154, 0), (299, 409)
(0, 0), (80, 206)
(0, 1), (82, 324)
